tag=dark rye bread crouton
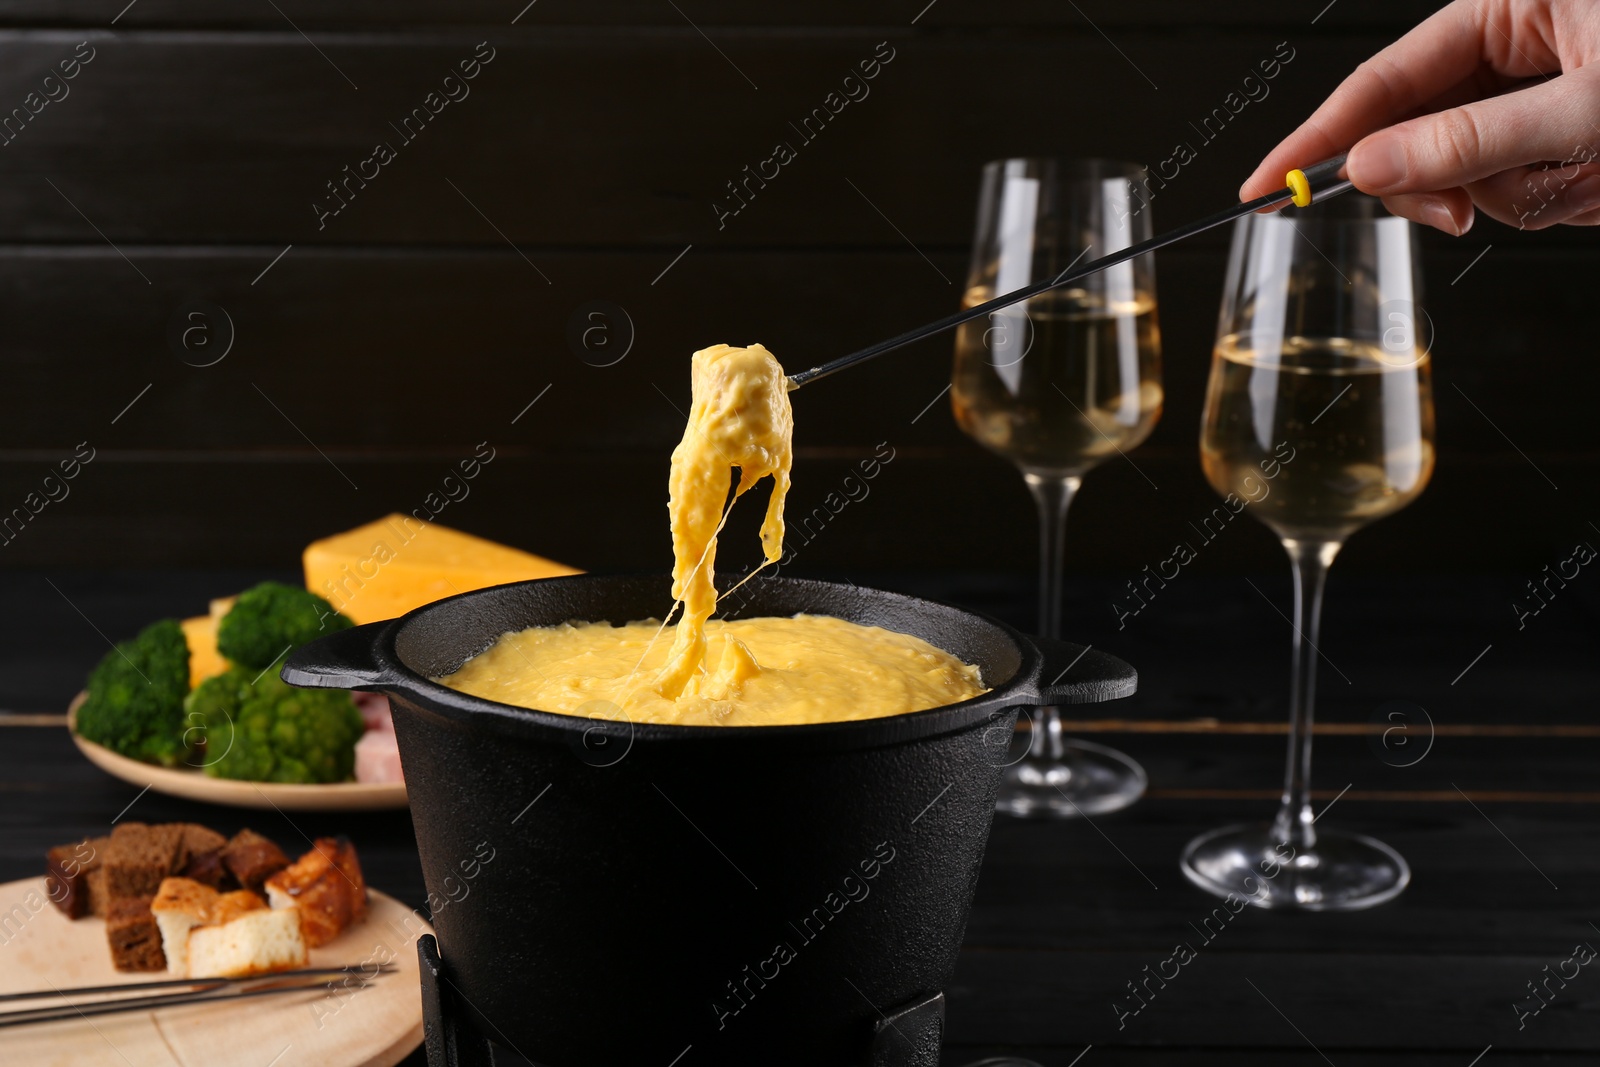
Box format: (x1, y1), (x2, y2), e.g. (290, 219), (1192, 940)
(106, 895), (166, 972)
(177, 824), (235, 890)
(179, 847), (234, 890)
(45, 835), (107, 919)
(103, 823), (189, 900)
(178, 823), (227, 857)
(87, 867), (110, 918)
(222, 829), (290, 893)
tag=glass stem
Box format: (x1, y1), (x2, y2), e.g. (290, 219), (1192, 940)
(1271, 538), (1341, 852)
(1023, 472), (1081, 763)
(1024, 472), (1081, 642)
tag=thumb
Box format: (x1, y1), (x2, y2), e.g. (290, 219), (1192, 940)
(1348, 72), (1600, 195)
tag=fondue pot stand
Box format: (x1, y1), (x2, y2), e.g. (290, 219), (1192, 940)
(285, 574), (1136, 1067)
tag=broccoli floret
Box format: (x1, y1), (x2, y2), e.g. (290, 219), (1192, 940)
(215, 581), (354, 672)
(189, 667), (364, 784)
(75, 619), (193, 767)
(183, 668), (258, 774)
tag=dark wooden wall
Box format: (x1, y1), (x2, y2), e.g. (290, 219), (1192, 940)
(0, 0), (1593, 580)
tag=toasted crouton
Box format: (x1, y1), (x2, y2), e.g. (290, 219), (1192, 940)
(45, 836), (106, 919)
(221, 829), (290, 893)
(175, 824), (232, 889)
(105, 895), (165, 973)
(186, 907), (306, 978)
(103, 823), (188, 900)
(212, 889), (267, 925)
(264, 836), (367, 947)
(150, 877), (219, 975)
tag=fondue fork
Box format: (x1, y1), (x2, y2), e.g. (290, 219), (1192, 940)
(0, 963), (397, 1028)
(786, 156), (1351, 391)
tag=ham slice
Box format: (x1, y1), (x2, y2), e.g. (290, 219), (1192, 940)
(352, 691), (393, 733)
(354, 728), (403, 784)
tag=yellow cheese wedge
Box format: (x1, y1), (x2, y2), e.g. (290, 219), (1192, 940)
(304, 514), (582, 624)
(181, 614), (230, 689)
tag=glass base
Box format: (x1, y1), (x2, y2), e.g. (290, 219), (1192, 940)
(995, 739), (1147, 818)
(1180, 823), (1410, 911)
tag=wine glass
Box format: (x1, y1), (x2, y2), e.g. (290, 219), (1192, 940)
(1181, 193), (1434, 910)
(951, 158), (1163, 818)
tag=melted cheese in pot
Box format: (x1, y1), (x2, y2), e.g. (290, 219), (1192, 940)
(438, 614), (986, 726)
(437, 342), (989, 725)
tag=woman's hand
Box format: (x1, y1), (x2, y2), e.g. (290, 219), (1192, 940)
(1242, 0), (1600, 233)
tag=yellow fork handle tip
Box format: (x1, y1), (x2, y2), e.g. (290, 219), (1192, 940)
(1285, 168), (1312, 207)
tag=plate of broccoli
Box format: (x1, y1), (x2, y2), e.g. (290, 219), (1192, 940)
(68, 582), (408, 811)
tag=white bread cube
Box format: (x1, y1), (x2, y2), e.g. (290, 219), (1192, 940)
(186, 906), (307, 978)
(150, 877), (219, 976)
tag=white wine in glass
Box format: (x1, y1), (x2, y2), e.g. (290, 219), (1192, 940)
(1182, 194), (1433, 910)
(952, 158), (1162, 818)
(953, 287), (1162, 476)
(1203, 335), (1433, 540)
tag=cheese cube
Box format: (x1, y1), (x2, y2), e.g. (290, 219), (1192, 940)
(180, 614), (230, 689)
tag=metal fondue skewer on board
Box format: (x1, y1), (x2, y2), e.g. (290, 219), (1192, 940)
(785, 155), (1352, 392)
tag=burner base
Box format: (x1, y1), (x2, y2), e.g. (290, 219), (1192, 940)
(419, 935), (946, 1067)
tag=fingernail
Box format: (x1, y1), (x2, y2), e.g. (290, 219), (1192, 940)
(1517, 175), (1600, 229)
(1561, 175), (1600, 216)
(1351, 135), (1409, 191)
(1418, 197), (1464, 236)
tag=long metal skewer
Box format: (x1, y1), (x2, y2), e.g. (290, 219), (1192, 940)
(0, 966), (397, 1029)
(0, 963), (397, 1004)
(785, 155), (1351, 391)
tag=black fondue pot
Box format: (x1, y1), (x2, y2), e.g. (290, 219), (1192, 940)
(284, 574), (1136, 1067)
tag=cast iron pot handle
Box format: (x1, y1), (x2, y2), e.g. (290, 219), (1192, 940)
(280, 620), (393, 690)
(1029, 636), (1137, 705)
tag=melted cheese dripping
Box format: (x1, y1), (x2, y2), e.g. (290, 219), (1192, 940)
(653, 343), (792, 698)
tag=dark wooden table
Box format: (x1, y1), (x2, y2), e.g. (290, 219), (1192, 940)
(3, 568), (1597, 1066)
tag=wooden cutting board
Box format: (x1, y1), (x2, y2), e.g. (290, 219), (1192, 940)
(0, 877), (429, 1067)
